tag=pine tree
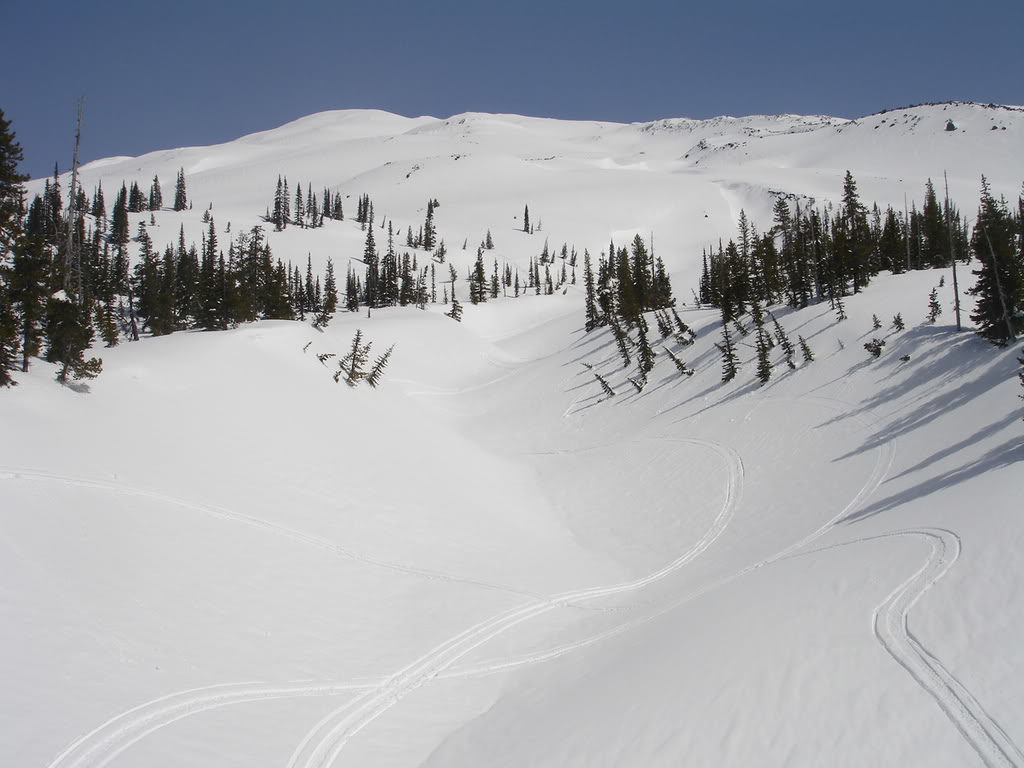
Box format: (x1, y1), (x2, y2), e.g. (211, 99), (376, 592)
(583, 249), (600, 331)
(609, 314), (631, 368)
(0, 109), (28, 385)
(315, 258), (338, 327)
(926, 287), (942, 323)
(485, 229), (494, 249)
(872, 313), (882, 330)
(968, 177), (1021, 345)
(148, 175), (162, 210)
(469, 249), (487, 304)
(798, 335), (814, 363)
(109, 184), (129, 246)
(11, 235), (50, 372)
(523, 204), (530, 233)
(755, 326), (773, 384)
(663, 347), (694, 376)
(835, 294), (847, 322)
(336, 329), (372, 386)
(173, 168), (187, 211)
(366, 344), (394, 388)
(769, 312), (796, 369)
(446, 295), (463, 321)
(594, 372), (615, 397)
(719, 319), (739, 382)
(892, 313), (905, 332)
(422, 199), (436, 251)
(636, 314), (655, 374)
(46, 295), (102, 383)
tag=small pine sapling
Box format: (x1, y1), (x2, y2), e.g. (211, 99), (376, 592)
(671, 309), (695, 345)
(872, 314), (882, 330)
(317, 352), (336, 365)
(798, 335), (814, 363)
(892, 313), (905, 332)
(594, 372), (615, 398)
(864, 338), (886, 358)
(628, 374), (646, 393)
(336, 329), (372, 386)
(446, 296), (463, 321)
(303, 341), (312, 353)
(663, 347), (694, 376)
(926, 287), (942, 324)
(366, 345), (395, 388)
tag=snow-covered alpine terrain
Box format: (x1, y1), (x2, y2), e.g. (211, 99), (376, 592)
(3, 101), (1023, 767)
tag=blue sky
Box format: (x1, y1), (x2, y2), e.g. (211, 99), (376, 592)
(5, 0), (1022, 178)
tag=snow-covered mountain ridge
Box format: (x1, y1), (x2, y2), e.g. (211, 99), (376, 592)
(4, 100), (1023, 767)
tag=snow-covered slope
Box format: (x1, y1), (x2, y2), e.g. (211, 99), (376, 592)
(4, 103), (1024, 767)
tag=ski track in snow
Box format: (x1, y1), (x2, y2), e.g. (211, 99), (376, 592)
(870, 528), (1024, 768)
(284, 437), (743, 768)
(42, 680), (382, 768)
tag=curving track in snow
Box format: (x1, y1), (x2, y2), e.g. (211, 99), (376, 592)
(872, 528), (1024, 768)
(43, 680), (381, 768)
(285, 438), (743, 768)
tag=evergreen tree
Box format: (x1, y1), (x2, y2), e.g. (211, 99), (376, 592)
(45, 295), (102, 383)
(336, 329), (371, 386)
(769, 312), (796, 369)
(173, 168), (187, 211)
(892, 312), (905, 332)
(422, 199), (436, 251)
(755, 325), (773, 384)
(148, 175), (162, 211)
(109, 184), (129, 246)
(446, 294), (463, 321)
(636, 314), (655, 374)
(798, 335), (814, 363)
(11, 236), (50, 372)
(0, 282), (19, 385)
(719, 318), (739, 382)
(315, 257), (338, 327)
(583, 249), (600, 331)
(609, 314), (631, 368)
(0, 109), (28, 384)
(367, 344), (394, 388)
(469, 249), (487, 304)
(523, 204), (530, 233)
(926, 287), (942, 323)
(594, 372), (615, 397)
(969, 178), (1021, 345)
(663, 347), (694, 376)
(485, 229), (494, 249)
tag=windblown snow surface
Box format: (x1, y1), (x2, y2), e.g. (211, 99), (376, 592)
(3, 102), (1024, 767)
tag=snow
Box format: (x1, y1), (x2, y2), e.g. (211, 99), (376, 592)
(3, 102), (1024, 767)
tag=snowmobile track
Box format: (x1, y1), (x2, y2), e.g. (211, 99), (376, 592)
(285, 437), (743, 768)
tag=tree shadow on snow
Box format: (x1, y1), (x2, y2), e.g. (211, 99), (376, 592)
(839, 435), (1024, 525)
